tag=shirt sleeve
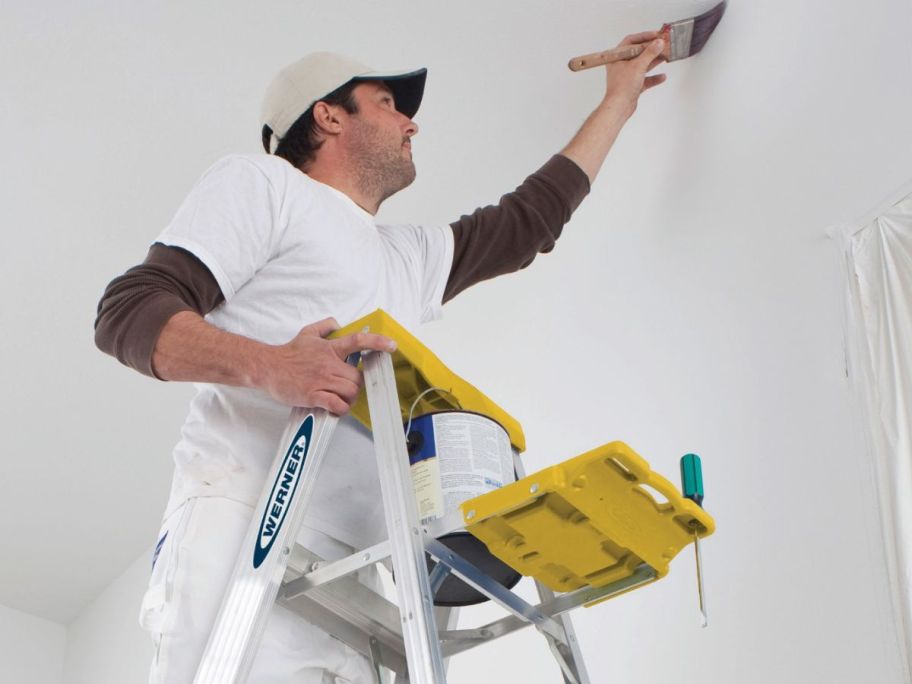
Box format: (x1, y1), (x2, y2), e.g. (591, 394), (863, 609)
(444, 154), (590, 302)
(417, 224), (455, 322)
(94, 243), (225, 377)
(155, 155), (285, 302)
(379, 223), (455, 325)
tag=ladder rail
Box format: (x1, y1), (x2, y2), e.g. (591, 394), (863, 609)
(194, 407), (342, 683)
(362, 350), (447, 684)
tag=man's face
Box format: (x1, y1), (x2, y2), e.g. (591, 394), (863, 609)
(344, 81), (419, 203)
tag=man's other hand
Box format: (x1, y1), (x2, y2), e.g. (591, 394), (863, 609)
(261, 317), (397, 414)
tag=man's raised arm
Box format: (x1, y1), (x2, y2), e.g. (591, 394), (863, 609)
(445, 34), (666, 301)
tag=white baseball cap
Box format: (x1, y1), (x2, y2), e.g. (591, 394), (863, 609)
(261, 51), (427, 152)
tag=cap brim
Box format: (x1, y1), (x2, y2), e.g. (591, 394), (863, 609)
(351, 68), (427, 119)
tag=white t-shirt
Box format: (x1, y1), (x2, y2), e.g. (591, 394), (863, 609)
(155, 154), (454, 549)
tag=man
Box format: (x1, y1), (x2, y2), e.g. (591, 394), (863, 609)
(96, 35), (666, 683)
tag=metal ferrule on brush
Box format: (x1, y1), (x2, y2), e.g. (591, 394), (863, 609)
(667, 18), (695, 61)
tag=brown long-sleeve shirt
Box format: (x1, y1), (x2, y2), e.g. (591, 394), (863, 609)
(94, 154), (589, 376)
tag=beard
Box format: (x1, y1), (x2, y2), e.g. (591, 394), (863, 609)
(348, 118), (416, 205)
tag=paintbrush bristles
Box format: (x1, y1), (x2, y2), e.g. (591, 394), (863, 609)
(689, 1), (727, 55)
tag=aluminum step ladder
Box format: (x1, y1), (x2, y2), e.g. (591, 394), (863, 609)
(193, 310), (715, 683)
(194, 347), (609, 683)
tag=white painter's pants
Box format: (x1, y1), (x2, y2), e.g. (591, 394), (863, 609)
(139, 496), (376, 683)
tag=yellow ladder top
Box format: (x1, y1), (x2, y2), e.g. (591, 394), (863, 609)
(332, 310), (526, 452)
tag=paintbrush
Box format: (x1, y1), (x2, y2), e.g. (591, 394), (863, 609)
(568, 1), (727, 71)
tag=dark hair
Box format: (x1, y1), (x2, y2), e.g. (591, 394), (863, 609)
(264, 81), (359, 170)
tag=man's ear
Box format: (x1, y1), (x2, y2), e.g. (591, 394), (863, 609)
(312, 101), (345, 138)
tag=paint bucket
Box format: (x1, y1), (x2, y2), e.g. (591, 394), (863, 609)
(405, 410), (521, 606)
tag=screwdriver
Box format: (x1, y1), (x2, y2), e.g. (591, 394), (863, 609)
(680, 453), (707, 628)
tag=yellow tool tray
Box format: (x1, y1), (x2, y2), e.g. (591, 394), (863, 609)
(461, 441), (716, 604)
(332, 310), (526, 452)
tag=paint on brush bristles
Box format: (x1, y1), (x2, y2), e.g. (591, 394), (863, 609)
(689, 1), (727, 54)
(661, 1), (727, 62)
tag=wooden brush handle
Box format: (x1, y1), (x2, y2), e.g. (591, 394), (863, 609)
(568, 43), (646, 71)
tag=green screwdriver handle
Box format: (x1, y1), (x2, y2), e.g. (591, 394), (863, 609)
(680, 453), (704, 507)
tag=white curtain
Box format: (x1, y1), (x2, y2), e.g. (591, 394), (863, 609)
(838, 190), (912, 681)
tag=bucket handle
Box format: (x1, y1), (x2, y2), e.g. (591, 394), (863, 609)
(404, 386), (461, 436)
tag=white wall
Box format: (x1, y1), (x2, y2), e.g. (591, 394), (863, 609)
(0, 603), (66, 684)
(415, 0), (912, 680)
(3, 0), (912, 682)
(0, 554), (152, 684)
(62, 551), (152, 684)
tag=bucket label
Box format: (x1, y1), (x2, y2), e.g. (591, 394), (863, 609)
(413, 457), (445, 525)
(253, 415), (313, 569)
(410, 413), (514, 524)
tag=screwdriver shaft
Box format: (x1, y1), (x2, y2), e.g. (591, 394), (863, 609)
(694, 530), (707, 627)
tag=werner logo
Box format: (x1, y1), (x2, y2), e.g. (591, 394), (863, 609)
(253, 415), (314, 569)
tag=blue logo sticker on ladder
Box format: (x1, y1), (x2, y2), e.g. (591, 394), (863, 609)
(253, 415), (314, 569)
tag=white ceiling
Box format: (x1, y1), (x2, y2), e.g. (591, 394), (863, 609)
(2, 0), (911, 680)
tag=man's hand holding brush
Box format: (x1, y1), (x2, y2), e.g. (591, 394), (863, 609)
(561, 34), (666, 184)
